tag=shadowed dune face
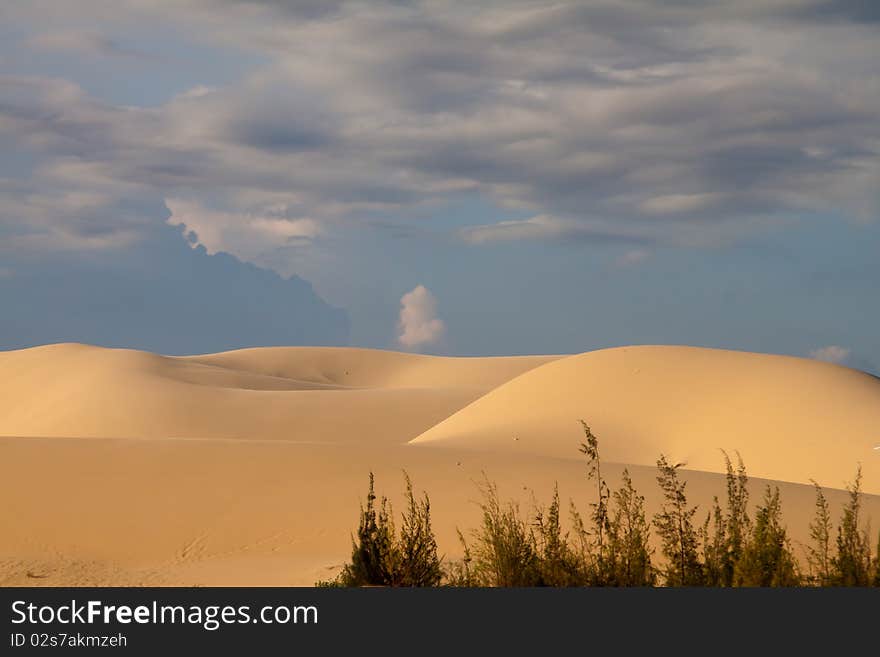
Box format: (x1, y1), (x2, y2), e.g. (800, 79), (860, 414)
(1, 343), (878, 586)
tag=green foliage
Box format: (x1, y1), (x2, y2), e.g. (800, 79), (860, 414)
(532, 485), (588, 586)
(606, 469), (655, 586)
(568, 499), (594, 582)
(873, 531), (880, 587)
(578, 421), (611, 577)
(330, 471), (442, 587)
(806, 480), (833, 586)
(653, 455), (704, 586)
(733, 486), (800, 586)
(468, 476), (542, 586)
(327, 426), (878, 588)
(721, 451), (750, 585)
(396, 472), (443, 586)
(702, 451), (753, 586)
(831, 466), (873, 586)
(575, 422), (655, 585)
(336, 472), (396, 586)
(701, 496), (727, 586)
(442, 529), (477, 587)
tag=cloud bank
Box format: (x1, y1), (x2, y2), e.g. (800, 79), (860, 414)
(1, 0), (878, 269)
(397, 285), (446, 350)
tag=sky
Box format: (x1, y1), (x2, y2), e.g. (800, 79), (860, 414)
(0, 1), (878, 369)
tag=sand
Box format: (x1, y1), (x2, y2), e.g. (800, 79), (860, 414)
(1, 343), (878, 586)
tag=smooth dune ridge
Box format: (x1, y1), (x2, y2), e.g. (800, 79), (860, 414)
(1, 342), (879, 586)
(0, 343), (558, 443)
(412, 345), (880, 494)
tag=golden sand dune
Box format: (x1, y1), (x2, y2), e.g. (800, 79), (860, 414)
(412, 345), (880, 494)
(0, 343), (557, 443)
(1, 342), (878, 586)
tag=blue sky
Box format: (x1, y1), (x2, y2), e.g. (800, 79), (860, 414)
(1, 1), (878, 370)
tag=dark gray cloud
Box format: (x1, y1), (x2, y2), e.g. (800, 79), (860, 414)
(0, 221), (349, 354)
(0, 0), (878, 265)
(785, 0), (880, 23)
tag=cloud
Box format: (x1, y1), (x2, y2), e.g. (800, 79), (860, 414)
(397, 285), (445, 350)
(615, 249), (651, 267)
(1, 0), (879, 266)
(460, 215), (651, 245)
(460, 215), (575, 244)
(0, 222), (349, 354)
(809, 345), (851, 364)
(28, 31), (150, 59)
(165, 198), (320, 266)
(808, 345), (878, 375)
(639, 193), (723, 216)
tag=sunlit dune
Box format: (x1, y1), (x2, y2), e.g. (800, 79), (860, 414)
(412, 345), (880, 494)
(1, 343), (878, 586)
(0, 343), (557, 443)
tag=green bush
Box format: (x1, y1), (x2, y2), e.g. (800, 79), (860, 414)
(806, 480), (833, 586)
(831, 466), (873, 586)
(327, 471), (442, 587)
(466, 476), (542, 586)
(653, 456), (704, 586)
(734, 486), (800, 586)
(325, 424), (880, 588)
(533, 485), (589, 586)
(606, 469), (655, 586)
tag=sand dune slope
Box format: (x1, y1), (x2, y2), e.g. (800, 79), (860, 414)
(2, 342), (879, 586)
(0, 343), (557, 443)
(412, 346), (880, 493)
(2, 436), (877, 586)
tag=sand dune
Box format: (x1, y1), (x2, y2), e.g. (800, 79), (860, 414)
(412, 346), (880, 494)
(0, 343), (557, 443)
(1, 342), (878, 586)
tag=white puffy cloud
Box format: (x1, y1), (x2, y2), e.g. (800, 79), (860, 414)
(809, 345), (851, 364)
(397, 285), (446, 350)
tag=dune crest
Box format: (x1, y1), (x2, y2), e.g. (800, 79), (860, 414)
(2, 342), (879, 585)
(0, 343), (558, 443)
(411, 345), (880, 493)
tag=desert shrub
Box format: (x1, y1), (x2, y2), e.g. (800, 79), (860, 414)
(468, 476), (542, 586)
(326, 424), (878, 589)
(532, 485), (588, 586)
(701, 496), (727, 586)
(606, 469), (655, 586)
(568, 499), (595, 582)
(575, 422), (655, 585)
(442, 529), (477, 586)
(702, 451), (752, 586)
(721, 451), (750, 584)
(335, 472), (397, 586)
(330, 471), (441, 587)
(578, 421), (611, 582)
(396, 472), (443, 586)
(873, 531), (880, 587)
(654, 456), (704, 586)
(806, 480), (833, 586)
(831, 466), (873, 586)
(734, 486), (800, 586)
